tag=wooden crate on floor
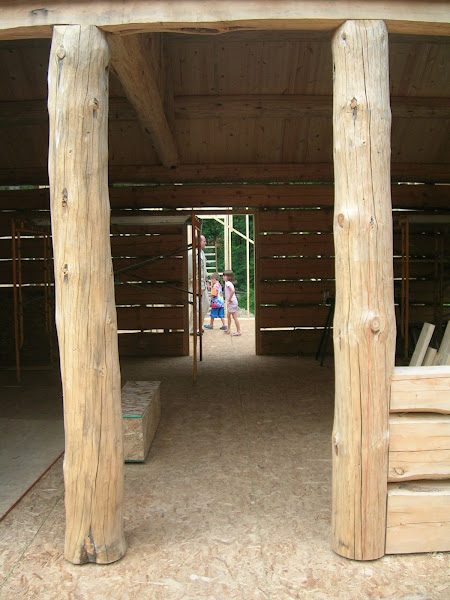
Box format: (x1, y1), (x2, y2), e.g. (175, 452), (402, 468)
(122, 381), (161, 462)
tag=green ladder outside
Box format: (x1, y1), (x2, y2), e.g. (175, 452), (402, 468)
(204, 244), (218, 275)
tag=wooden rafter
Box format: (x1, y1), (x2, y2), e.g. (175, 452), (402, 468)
(2, 95), (449, 126)
(108, 33), (178, 168)
(1, 1), (450, 40)
(1, 162), (449, 186)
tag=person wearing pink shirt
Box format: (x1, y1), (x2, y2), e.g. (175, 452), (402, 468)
(223, 270), (241, 336)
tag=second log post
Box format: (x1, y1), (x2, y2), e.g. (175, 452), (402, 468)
(331, 20), (396, 561)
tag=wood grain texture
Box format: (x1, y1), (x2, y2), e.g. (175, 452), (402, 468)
(386, 481), (450, 554)
(331, 20), (395, 560)
(108, 33), (178, 168)
(1, 2), (450, 40)
(390, 366), (450, 414)
(48, 25), (126, 564)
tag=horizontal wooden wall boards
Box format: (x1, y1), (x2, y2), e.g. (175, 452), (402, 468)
(119, 331), (185, 356)
(0, 183), (447, 360)
(386, 481), (450, 554)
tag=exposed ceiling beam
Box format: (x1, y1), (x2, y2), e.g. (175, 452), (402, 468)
(1, 95), (449, 127)
(1, 2), (450, 40)
(1, 184), (448, 212)
(173, 95), (450, 120)
(0, 163), (449, 186)
(108, 33), (178, 168)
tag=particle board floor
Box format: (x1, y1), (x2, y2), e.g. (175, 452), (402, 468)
(0, 370), (64, 520)
(0, 319), (449, 599)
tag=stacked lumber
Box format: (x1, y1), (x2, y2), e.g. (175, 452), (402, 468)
(410, 321), (450, 366)
(386, 348), (450, 553)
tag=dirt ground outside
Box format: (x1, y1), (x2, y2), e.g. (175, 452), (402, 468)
(0, 318), (448, 599)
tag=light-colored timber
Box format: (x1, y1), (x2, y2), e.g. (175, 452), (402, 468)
(389, 413), (450, 452)
(388, 449), (450, 481)
(108, 33), (178, 168)
(48, 24), (126, 565)
(390, 366), (450, 414)
(386, 481), (450, 554)
(1, 1), (450, 39)
(331, 20), (395, 561)
(423, 346), (438, 366)
(409, 322), (435, 366)
(1, 0), (449, 569)
(436, 321), (450, 366)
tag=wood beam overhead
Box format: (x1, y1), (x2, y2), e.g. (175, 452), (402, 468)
(1, 1), (450, 40)
(1, 162), (449, 186)
(1, 183), (448, 212)
(2, 96), (449, 126)
(108, 33), (178, 168)
(173, 95), (450, 120)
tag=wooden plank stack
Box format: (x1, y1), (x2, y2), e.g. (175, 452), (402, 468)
(409, 321), (450, 367)
(386, 322), (450, 554)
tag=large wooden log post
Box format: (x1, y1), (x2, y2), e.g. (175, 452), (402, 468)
(331, 20), (396, 560)
(48, 25), (126, 564)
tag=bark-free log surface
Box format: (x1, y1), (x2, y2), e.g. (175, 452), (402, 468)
(331, 20), (395, 560)
(48, 25), (126, 564)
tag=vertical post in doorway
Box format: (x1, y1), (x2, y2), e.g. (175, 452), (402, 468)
(246, 214), (250, 317)
(331, 20), (395, 560)
(48, 25), (126, 564)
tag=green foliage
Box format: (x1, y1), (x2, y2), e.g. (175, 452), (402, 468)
(201, 215), (255, 313)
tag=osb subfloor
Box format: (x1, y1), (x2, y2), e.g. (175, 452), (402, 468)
(0, 319), (448, 600)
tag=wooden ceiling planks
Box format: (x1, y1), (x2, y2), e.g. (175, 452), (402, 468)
(0, 29), (448, 185)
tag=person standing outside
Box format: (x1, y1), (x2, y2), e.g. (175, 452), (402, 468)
(223, 270), (241, 336)
(204, 273), (227, 330)
(188, 234), (210, 334)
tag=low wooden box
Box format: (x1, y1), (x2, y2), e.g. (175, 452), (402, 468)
(121, 381), (161, 462)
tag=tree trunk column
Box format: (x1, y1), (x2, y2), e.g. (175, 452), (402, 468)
(331, 20), (396, 560)
(48, 25), (126, 564)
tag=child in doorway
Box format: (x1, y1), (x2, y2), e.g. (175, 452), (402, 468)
(223, 270), (241, 336)
(204, 273), (227, 330)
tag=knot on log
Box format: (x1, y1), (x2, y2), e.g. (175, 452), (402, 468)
(350, 97), (358, 121)
(63, 264), (69, 283)
(370, 317), (381, 334)
(61, 188), (68, 209)
(337, 213), (345, 228)
(57, 45), (66, 60)
(332, 433), (340, 456)
(92, 98), (100, 118)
